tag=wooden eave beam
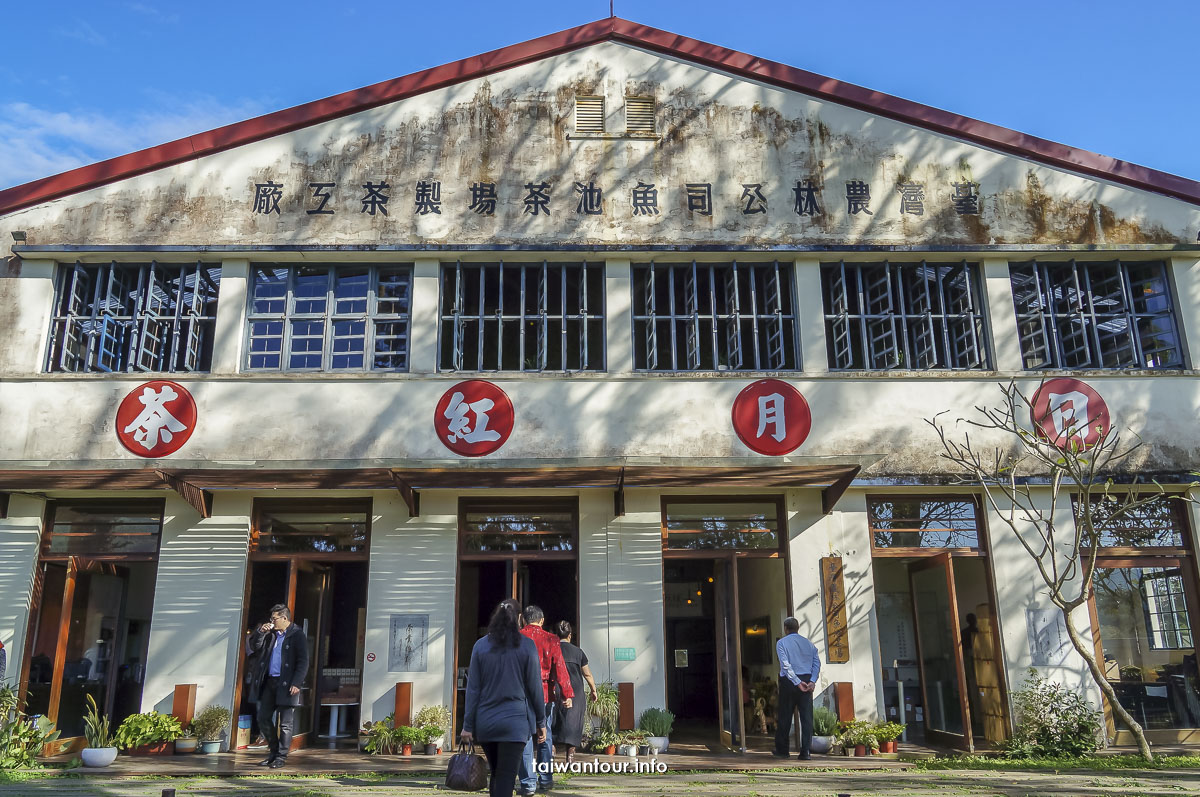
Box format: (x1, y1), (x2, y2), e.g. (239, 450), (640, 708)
(155, 470), (214, 518)
(821, 466), (861, 515)
(391, 471), (420, 518)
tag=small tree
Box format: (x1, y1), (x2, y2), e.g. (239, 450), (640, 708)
(928, 380), (1190, 762)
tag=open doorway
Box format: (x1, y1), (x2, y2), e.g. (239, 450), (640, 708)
(663, 556), (788, 753)
(235, 501), (370, 750)
(454, 500), (578, 735)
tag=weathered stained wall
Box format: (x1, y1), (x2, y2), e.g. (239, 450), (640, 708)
(1, 42), (1198, 251)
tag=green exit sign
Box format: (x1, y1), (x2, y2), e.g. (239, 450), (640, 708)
(614, 647), (636, 661)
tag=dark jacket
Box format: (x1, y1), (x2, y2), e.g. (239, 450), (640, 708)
(245, 623), (310, 706)
(463, 634), (545, 743)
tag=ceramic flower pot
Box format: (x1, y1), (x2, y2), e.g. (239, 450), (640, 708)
(174, 737), (198, 753)
(604, 745), (616, 755)
(424, 743), (437, 755)
(810, 735), (832, 754)
(81, 747), (118, 767)
(200, 740), (221, 754)
(130, 741), (173, 756)
(401, 744), (413, 756)
(854, 744), (866, 756)
(647, 736), (669, 753)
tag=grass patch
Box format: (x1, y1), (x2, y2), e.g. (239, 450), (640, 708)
(0, 770), (63, 783)
(914, 754), (1200, 771)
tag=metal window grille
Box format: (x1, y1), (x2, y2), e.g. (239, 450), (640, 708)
(625, 96), (655, 133)
(246, 264), (412, 371)
(438, 261), (605, 372)
(575, 95), (605, 134)
(632, 261), (798, 372)
(1010, 259), (1182, 370)
(820, 260), (988, 370)
(45, 260), (220, 373)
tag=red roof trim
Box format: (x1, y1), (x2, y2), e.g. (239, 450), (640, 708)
(1, 17), (1198, 216)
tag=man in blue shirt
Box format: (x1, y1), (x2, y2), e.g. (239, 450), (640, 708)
(773, 617), (821, 760)
(245, 604), (309, 768)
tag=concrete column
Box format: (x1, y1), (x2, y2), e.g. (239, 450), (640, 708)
(587, 489), (665, 716)
(0, 495), (47, 675)
(803, 490), (882, 720)
(141, 494), (250, 719)
(982, 258), (1023, 372)
(360, 490), (455, 724)
(793, 257), (828, 374)
(210, 259), (249, 374)
(0, 259), (56, 375)
(410, 259), (441, 375)
(604, 258), (633, 374)
(1169, 256), (1200, 368)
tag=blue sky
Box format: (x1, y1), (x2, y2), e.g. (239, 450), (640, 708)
(1, 1), (1196, 190)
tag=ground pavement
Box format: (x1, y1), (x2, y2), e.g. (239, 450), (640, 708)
(2, 768), (1200, 796)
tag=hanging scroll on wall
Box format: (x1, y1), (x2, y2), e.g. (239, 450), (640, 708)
(821, 556), (850, 663)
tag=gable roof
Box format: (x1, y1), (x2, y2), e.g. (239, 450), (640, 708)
(1, 16), (1198, 217)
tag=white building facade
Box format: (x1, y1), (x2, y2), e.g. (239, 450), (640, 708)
(2, 18), (1199, 753)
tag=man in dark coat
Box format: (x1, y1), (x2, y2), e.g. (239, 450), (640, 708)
(245, 604), (309, 768)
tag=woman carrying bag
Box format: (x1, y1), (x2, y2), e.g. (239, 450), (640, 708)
(460, 599), (546, 797)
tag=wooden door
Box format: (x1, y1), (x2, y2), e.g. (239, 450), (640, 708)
(909, 553), (973, 751)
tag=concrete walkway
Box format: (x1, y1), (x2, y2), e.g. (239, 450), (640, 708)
(2, 768), (1199, 796)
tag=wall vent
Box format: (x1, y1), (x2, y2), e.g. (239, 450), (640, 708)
(575, 95), (605, 134)
(625, 96), (655, 134)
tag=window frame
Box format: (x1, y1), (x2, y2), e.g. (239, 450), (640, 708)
(249, 498), (373, 561)
(866, 494), (987, 556)
(821, 259), (990, 371)
(660, 495), (788, 556)
(457, 498), (579, 561)
(244, 263), (413, 373)
(1010, 258), (1183, 371)
(41, 498), (165, 563)
(44, 260), (221, 374)
(632, 260), (801, 373)
(437, 260), (606, 373)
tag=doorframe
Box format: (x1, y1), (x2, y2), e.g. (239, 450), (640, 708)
(451, 497), (581, 738)
(658, 494), (793, 753)
(18, 499), (163, 756)
(908, 552), (973, 751)
(232, 498), (372, 751)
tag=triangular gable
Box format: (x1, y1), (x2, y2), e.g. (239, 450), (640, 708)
(1, 16), (1198, 217)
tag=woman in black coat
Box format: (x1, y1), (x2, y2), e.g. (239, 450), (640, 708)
(552, 621), (598, 763)
(461, 599), (546, 797)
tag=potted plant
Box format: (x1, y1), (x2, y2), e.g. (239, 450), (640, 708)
(637, 707), (674, 753)
(589, 682), (620, 736)
(810, 706), (838, 754)
(594, 729), (619, 756)
(114, 711), (184, 756)
(837, 720), (877, 757)
(398, 725), (419, 756)
(192, 705), (231, 754)
(81, 694), (117, 767)
(413, 704), (452, 752)
(174, 724), (198, 754)
(362, 717), (397, 755)
(873, 721), (905, 753)
(419, 725), (441, 755)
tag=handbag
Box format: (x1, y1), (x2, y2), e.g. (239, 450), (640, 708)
(445, 740), (490, 792)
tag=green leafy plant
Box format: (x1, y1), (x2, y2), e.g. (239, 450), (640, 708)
(113, 712), (183, 750)
(637, 707), (674, 737)
(82, 694), (112, 749)
(588, 682), (620, 735)
(0, 686), (60, 770)
(590, 729), (620, 751)
(361, 717), (397, 755)
(873, 721), (905, 743)
(417, 725), (442, 746)
(396, 725), (422, 747)
(812, 705), (839, 736)
(191, 705), (231, 743)
(837, 719), (877, 749)
(413, 704), (451, 742)
(1001, 668), (1102, 759)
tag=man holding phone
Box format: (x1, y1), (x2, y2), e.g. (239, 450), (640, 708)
(245, 604), (309, 768)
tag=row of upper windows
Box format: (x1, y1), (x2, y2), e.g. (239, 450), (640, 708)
(42, 258), (1184, 374)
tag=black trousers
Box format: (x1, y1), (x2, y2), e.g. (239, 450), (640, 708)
(256, 677), (297, 759)
(775, 675), (813, 756)
(482, 740), (526, 797)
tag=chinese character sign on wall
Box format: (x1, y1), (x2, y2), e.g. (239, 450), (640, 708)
(115, 380), (198, 458)
(1029, 378), (1111, 450)
(730, 379), (812, 456)
(434, 380), (515, 457)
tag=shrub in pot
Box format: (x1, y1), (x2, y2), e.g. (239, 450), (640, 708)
(810, 706), (838, 754)
(589, 683), (620, 735)
(592, 730), (619, 755)
(81, 693), (118, 768)
(836, 720), (877, 757)
(192, 705), (231, 754)
(872, 721), (905, 753)
(397, 725), (420, 756)
(637, 707), (674, 753)
(114, 711), (183, 756)
(362, 716), (398, 755)
(413, 704), (451, 751)
(419, 725), (441, 755)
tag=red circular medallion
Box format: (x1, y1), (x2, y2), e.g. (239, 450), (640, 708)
(434, 380), (514, 457)
(731, 380), (812, 456)
(1030, 378), (1111, 450)
(115, 380), (198, 458)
